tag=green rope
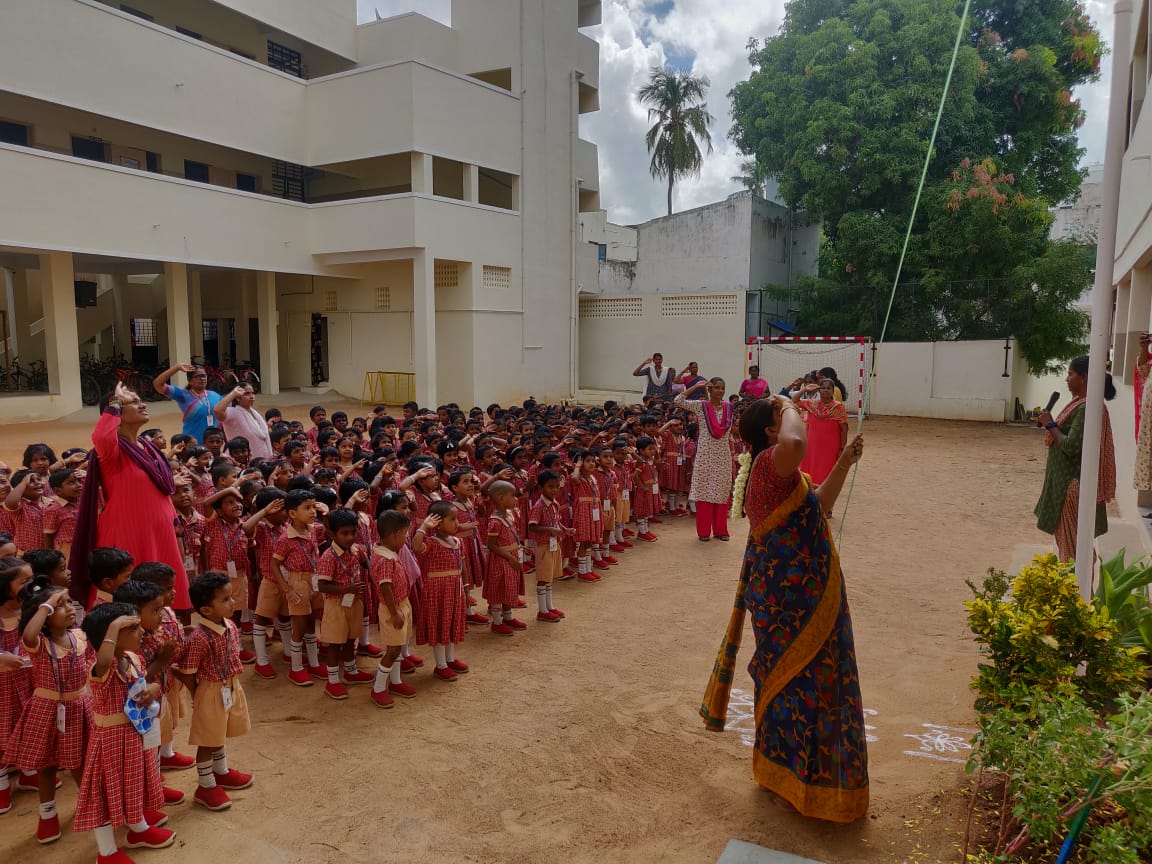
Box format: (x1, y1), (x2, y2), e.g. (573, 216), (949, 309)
(837, 0), (972, 545)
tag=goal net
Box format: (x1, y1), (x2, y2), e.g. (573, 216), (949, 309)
(745, 336), (869, 416)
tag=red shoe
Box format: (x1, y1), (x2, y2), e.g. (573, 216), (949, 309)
(238, 649), (256, 665)
(282, 653), (291, 664)
(490, 622), (514, 637)
(325, 681), (349, 700)
(144, 809), (168, 827)
(0, 786), (10, 815)
(603, 555), (619, 565)
(405, 653), (424, 668)
(97, 852), (136, 864)
(400, 656), (418, 672)
(504, 618), (527, 630)
(622, 528), (635, 538)
(593, 560), (610, 570)
(433, 666), (458, 681)
(619, 540), (634, 549)
(650, 517), (664, 524)
(536, 610), (562, 623)
(253, 663), (277, 680)
(162, 786), (185, 805)
(610, 544), (626, 553)
(558, 569), (576, 581)
(577, 572), (601, 582)
(287, 668), (314, 687)
(214, 768), (253, 791)
(514, 598), (527, 608)
(370, 688), (395, 709)
(550, 607), (566, 618)
(240, 620), (254, 635)
(356, 642), (384, 658)
(466, 612), (490, 625)
(638, 532), (657, 542)
(194, 785), (232, 811)
(124, 825), (175, 850)
(388, 681), (417, 699)
(160, 752), (195, 771)
(308, 665), (327, 680)
(447, 659), (469, 673)
(345, 669), (374, 684)
(36, 814), (61, 844)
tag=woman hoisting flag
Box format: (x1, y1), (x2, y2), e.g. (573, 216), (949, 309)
(632, 353), (676, 400)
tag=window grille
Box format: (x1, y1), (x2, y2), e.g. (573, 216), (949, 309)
(482, 266), (511, 291)
(660, 294), (739, 317)
(579, 297), (643, 319)
(131, 318), (158, 347)
(434, 262), (459, 289)
(375, 286), (391, 310)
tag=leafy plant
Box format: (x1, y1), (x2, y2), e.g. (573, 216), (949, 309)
(1096, 549), (1152, 656)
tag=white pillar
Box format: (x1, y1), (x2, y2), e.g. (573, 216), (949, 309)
(8, 269), (31, 358)
(413, 251), (437, 407)
(164, 262), (192, 366)
(39, 252), (81, 407)
(411, 153), (433, 195)
(1125, 268), (1152, 382)
(463, 163), (479, 203)
(190, 270), (205, 360)
(1076, 0), (1133, 598)
(236, 272), (253, 364)
(256, 271), (279, 395)
(111, 276), (131, 359)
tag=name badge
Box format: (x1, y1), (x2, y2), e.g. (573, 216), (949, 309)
(311, 573), (320, 592)
(221, 684), (234, 712)
(653, 484), (661, 496)
(548, 537), (558, 552)
(141, 721), (161, 751)
(677, 456), (684, 466)
(226, 560), (237, 580)
(622, 490), (630, 501)
(518, 547), (526, 563)
(341, 592), (355, 608)
(591, 506), (600, 522)
(56, 702), (66, 734)
(184, 555), (196, 574)
(602, 499), (611, 511)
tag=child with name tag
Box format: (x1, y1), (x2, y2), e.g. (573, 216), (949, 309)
(315, 509), (374, 701)
(270, 490), (324, 687)
(526, 470), (569, 623)
(568, 450), (602, 582)
(483, 481), (526, 637)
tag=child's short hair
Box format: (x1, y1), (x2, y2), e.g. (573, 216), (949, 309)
(211, 492), (241, 512)
(203, 427), (225, 442)
(428, 500), (456, 520)
(283, 440), (306, 459)
(265, 408), (283, 422)
(140, 428), (164, 441)
(285, 474), (314, 492)
(375, 490), (408, 518)
(635, 436), (656, 451)
(446, 471), (472, 492)
(48, 468), (76, 491)
(239, 478), (264, 500)
(318, 447), (339, 462)
(270, 426), (292, 446)
(338, 477), (369, 506)
(253, 487), (287, 511)
(82, 601), (138, 647)
(113, 579), (165, 608)
(375, 509), (411, 538)
(0, 556), (29, 603)
(313, 486), (339, 509)
(11, 468), (34, 488)
(403, 401), (419, 413)
(284, 489), (316, 513)
(170, 433), (193, 450)
(537, 469), (560, 487)
(331, 411), (348, 423)
(22, 443), (56, 467)
(132, 561), (176, 586)
(23, 548), (65, 577)
(90, 547), (134, 587)
(227, 437), (250, 454)
(18, 577), (62, 634)
(309, 405), (326, 420)
(190, 571), (230, 611)
(487, 480), (516, 500)
(327, 508), (359, 533)
(211, 464), (239, 485)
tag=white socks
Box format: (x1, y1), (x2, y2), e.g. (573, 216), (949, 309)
(361, 617), (371, 646)
(240, 609), (252, 624)
(275, 619), (292, 649)
(373, 663), (389, 693)
(326, 665), (341, 685)
(343, 659), (358, 676)
(536, 586), (548, 614)
(304, 634), (320, 667)
(160, 742), (175, 759)
(0, 771), (11, 792)
(490, 604), (502, 622)
(39, 801), (57, 819)
(389, 661), (401, 685)
(546, 585), (556, 612)
(638, 519), (649, 533)
(289, 640), (304, 672)
(197, 761), (216, 789)
(433, 644), (447, 669)
(400, 643), (411, 659)
(128, 819), (149, 833)
(95, 824), (117, 856)
(213, 747), (228, 774)
(252, 628), (269, 666)
(446, 643), (457, 663)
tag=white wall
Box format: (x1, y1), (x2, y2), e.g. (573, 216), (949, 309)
(868, 341), (1013, 421)
(355, 14), (459, 67)
(631, 196), (751, 295)
(210, 0), (357, 59)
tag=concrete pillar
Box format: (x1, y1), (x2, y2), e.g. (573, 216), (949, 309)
(411, 153), (433, 195)
(189, 270), (205, 359)
(236, 272), (254, 365)
(1127, 267), (1152, 384)
(413, 251), (437, 406)
(9, 268), (36, 360)
(164, 262), (192, 366)
(39, 252), (81, 406)
(1115, 278), (1132, 377)
(463, 163), (479, 203)
(256, 271), (279, 395)
(111, 277), (132, 359)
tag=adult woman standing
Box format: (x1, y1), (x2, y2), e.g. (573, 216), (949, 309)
(214, 384), (273, 460)
(153, 362), (223, 443)
(68, 383), (187, 610)
(632, 354), (676, 401)
(1133, 333), (1152, 489)
(738, 365), (769, 401)
(799, 379), (849, 484)
(701, 396), (868, 823)
(1035, 355), (1117, 561)
(677, 378), (736, 540)
(679, 362), (708, 400)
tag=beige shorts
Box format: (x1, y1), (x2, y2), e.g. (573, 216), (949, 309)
(377, 597), (412, 647)
(285, 571), (315, 617)
(601, 505), (615, 533)
(187, 677), (251, 748)
(535, 548), (562, 584)
(319, 595), (364, 645)
(615, 497), (630, 526)
(254, 579), (289, 619)
(229, 569), (249, 611)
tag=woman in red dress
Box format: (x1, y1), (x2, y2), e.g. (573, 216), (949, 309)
(68, 383), (187, 612)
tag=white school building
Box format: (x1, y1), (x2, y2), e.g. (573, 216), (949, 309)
(0, 0), (604, 419)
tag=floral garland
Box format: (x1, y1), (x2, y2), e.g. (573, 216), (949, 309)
(730, 452), (752, 520)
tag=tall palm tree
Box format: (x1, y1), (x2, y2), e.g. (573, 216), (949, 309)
(639, 67), (714, 216)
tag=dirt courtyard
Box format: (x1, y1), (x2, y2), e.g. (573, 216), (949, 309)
(0, 404), (1054, 864)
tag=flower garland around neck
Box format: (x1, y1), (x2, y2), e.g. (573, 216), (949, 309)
(730, 452), (752, 520)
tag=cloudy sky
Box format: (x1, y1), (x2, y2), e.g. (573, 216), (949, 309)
(358, 0), (1115, 226)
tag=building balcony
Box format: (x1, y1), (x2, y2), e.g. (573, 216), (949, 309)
(575, 138), (600, 194)
(208, 0), (357, 60)
(576, 33), (600, 93)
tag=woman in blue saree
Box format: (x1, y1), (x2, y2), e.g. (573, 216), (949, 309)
(701, 395), (869, 823)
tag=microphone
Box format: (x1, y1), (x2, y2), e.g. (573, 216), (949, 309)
(1038, 391), (1059, 427)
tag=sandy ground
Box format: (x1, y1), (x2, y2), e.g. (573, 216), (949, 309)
(0, 404), (1054, 864)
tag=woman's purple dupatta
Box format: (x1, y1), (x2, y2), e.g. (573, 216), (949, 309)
(703, 400), (734, 439)
(67, 409), (176, 605)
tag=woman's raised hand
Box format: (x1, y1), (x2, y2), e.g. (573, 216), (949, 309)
(839, 435), (864, 467)
(177, 362), (197, 374)
(113, 381), (134, 404)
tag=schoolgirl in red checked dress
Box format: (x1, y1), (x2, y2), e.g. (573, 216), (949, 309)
(483, 509), (523, 630)
(447, 472), (489, 626)
(0, 559), (35, 814)
(631, 438), (661, 542)
(659, 423), (690, 515)
(412, 508), (469, 681)
(569, 451), (601, 581)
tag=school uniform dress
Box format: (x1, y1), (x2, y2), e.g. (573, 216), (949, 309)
(253, 522), (288, 619)
(483, 513), (522, 607)
(0, 618), (32, 766)
(177, 619), (250, 748)
(528, 498), (563, 584)
(632, 462), (661, 519)
(415, 536), (467, 646)
(42, 497), (79, 557)
(11, 631), (94, 772)
(141, 607), (185, 741)
(271, 527), (320, 617)
(203, 518), (252, 611)
(355, 512), (381, 625)
(5, 499), (44, 556)
(454, 501), (487, 590)
(317, 545), (367, 645)
(407, 490), (440, 541)
(73, 653), (164, 832)
(371, 546), (412, 646)
(613, 462), (633, 527)
(659, 432), (690, 494)
(594, 469), (617, 533)
(570, 475), (601, 544)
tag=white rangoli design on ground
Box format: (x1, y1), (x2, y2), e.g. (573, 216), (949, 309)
(902, 723), (975, 764)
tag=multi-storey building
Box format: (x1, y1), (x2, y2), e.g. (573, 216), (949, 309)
(0, 0), (603, 417)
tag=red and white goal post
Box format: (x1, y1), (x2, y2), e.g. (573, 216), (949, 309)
(745, 336), (869, 417)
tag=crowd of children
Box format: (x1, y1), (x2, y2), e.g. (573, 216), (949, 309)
(0, 393), (736, 862)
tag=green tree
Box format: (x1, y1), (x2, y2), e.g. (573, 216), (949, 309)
(639, 67), (714, 216)
(732, 0), (1102, 371)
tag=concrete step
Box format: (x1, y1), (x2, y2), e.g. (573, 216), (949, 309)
(717, 840), (825, 864)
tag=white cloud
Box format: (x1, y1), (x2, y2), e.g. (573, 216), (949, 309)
(1075, 0), (1113, 167)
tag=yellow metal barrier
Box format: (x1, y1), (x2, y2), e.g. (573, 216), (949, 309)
(360, 371), (416, 407)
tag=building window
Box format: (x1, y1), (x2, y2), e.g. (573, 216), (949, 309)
(146, 151), (161, 173)
(119, 4), (154, 21)
(184, 160), (210, 183)
(71, 136), (107, 163)
(131, 318), (158, 347)
(579, 297), (643, 319)
(660, 294), (740, 318)
(267, 41), (304, 78)
(271, 161), (306, 202)
(202, 320), (218, 342)
(236, 173), (258, 193)
(482, 266), (512, 292)
(598, 244), (607, 263)
(0, 120), (29, 147)
(174, 26), (202, 40)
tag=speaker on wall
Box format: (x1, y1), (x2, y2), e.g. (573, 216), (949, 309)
(74, 280), (97, 308)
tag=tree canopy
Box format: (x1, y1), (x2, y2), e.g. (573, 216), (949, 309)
(730, 0), (1103, 372)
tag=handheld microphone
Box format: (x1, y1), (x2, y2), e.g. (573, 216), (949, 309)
(1038, 391), (1060, 427)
